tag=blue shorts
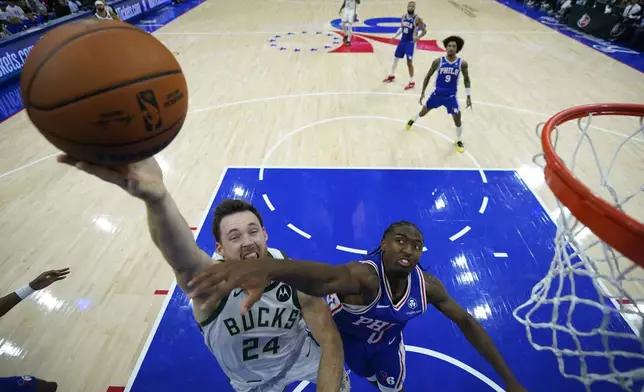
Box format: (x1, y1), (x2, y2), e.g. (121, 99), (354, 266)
(394, 40), (415, 60)
(343, 336), (406, 391)
(425, 93), (460, 114)
(0, 376), (37, 391)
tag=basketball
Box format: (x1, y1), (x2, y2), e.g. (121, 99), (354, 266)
(20, 19), (188, 165)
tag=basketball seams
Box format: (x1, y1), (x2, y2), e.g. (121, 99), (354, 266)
(23, 25), (177, 109)
(44, 115), (185, 147)
(23, 25), (142, 106)
(30, 70), (183, 111)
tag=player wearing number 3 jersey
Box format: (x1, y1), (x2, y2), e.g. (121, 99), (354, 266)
(188, 221), (527, 392)
(383, 1), (427, 91)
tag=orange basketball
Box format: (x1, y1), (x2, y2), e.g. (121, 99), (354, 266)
(20, 19), (188, 165)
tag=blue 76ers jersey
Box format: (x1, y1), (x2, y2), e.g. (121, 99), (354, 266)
(326, 252), (427, 346)
(434, 56), (462, 96)
(400, 14), (417, 42)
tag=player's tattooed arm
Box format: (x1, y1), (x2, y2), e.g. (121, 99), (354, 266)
(188, 258), (381, 312)
(298, 292), (345, 392)
(461, 60), (472, 108)
(423, 273), (526, 392)
(419, 58), (440, 103)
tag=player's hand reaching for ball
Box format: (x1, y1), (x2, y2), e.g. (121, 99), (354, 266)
(187, 259), (271, 314)
(57, 155), (167, 203)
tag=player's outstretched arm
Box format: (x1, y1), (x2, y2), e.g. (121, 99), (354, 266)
(424, 273), (527, 392)
(0, 268), (70, 319)
(57, 156), (213, 293)
(461, 60), (472, 108)
(188, 258), (380, 313)
(298, 292), (345, 392)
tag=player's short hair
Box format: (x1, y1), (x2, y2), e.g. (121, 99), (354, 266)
(212, 199), (264, 243)
(368, 221), (423, 252)
(443, 35), (465, 52)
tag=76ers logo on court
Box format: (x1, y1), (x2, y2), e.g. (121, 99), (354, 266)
(276, 285), (292, 302)
(270, 17), (444, 54)
(136, 90), (162, 132)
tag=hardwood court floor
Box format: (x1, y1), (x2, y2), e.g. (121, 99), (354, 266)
(0, 0), (642, 390)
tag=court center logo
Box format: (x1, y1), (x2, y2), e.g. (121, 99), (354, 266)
(276, 285), (292, 302)
(268, 17), (444, 54)
(136, 90), (162, 132)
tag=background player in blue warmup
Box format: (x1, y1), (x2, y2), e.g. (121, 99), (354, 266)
(383, 1), (426, 91)
(188, 221), (527, 392)
(406, 36), (472, 153)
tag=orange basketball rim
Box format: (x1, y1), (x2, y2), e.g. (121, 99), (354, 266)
(541, 103), (644, 266)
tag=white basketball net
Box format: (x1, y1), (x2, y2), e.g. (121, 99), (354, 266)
(512, 111), (644, 392)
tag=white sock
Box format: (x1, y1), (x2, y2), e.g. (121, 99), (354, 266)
(347, 24), (352, 40)
(456, 125), (463, 140)
(414, 113), (420, 121)
(391, 58), (399, 76)
(410, 77), (414, 83)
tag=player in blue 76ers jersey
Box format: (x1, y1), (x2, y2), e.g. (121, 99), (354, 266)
(383, 1), (426, 91)
(406, 36), (472, 153)
(188, 222), (527, 392)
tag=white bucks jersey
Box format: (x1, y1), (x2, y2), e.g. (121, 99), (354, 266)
(344, 0), (357, 11)
(201, 248), (311, 389)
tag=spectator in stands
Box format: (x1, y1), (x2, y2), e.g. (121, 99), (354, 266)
(52, 0), (70, 17)
(611, 0), (642, 40)
(628, 13), (644, 48)
(0, 268), (69, 392)
(67, 0), (81, 12)
(623, 0), (642, 18)
(0, 20), (12, 38)
(24, 0), (47, 18)
(5, 0), (36, 22)
(94, 0), (119, 20)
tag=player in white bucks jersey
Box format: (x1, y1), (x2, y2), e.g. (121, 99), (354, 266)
(405, 36), (472, 153)
(203, 248), (334, 390)
(58, 156), (348, 392)
(339, 0), (359, 46)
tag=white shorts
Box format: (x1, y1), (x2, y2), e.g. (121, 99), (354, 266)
(341, 8), (356, 23)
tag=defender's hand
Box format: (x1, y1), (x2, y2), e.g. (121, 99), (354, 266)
(57, 155), (167, 203)
(466, 96), (472, 109)
(505, 381), (527, 392)
(188, 259), (271, 314)
(30, 268), (70, 290)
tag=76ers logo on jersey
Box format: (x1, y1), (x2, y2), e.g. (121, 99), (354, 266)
(408, 298), (418, 309)
(353, 316), (395, 344)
